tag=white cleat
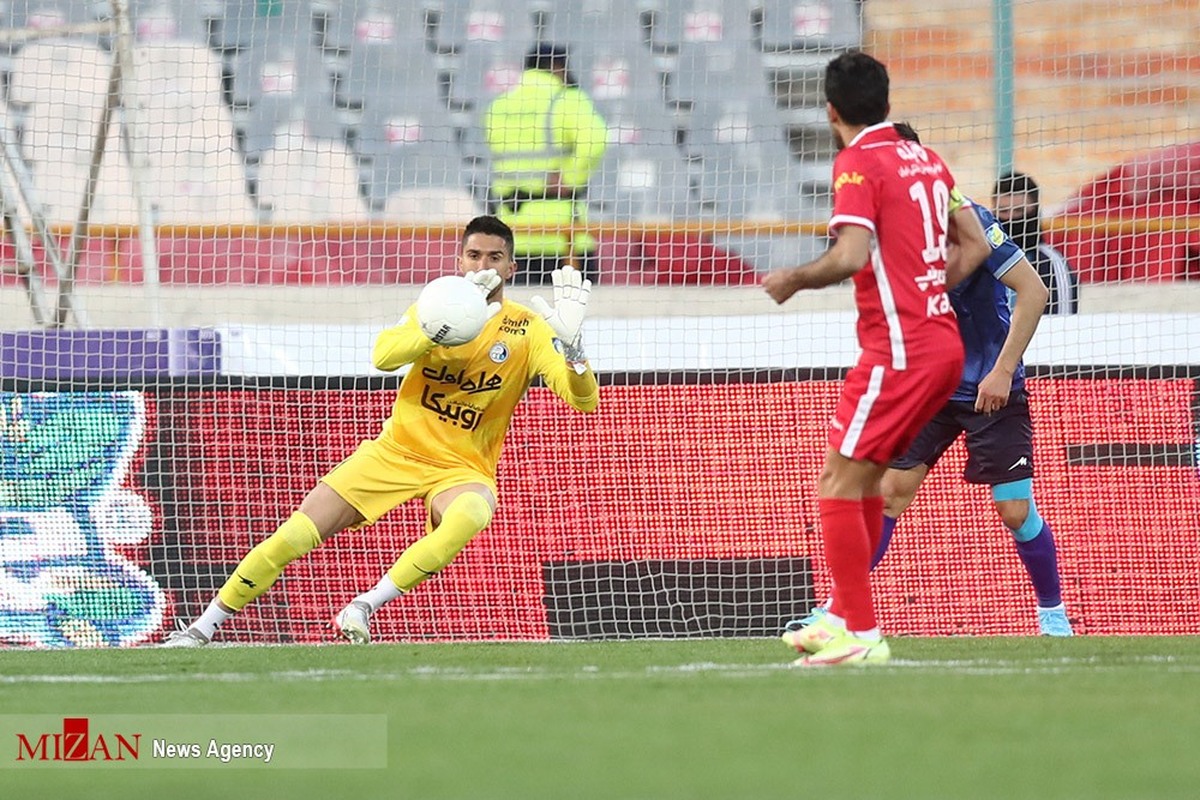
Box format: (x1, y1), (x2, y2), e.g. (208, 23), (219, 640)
(334, 600), (372, 644)
(159, 625), (210, 648)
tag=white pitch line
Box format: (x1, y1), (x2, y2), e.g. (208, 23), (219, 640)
(0, 655), (1198, 685)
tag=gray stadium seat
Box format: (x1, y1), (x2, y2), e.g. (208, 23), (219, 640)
(426, 0), (534, 56)
(128, 1), (212, 45)
(751, 0), (862, 53)
(576, 39), (667, 123)
(589, 131), (697, 223)
(227, 18), (325, 172)
(199, 0), (310, 55)
(643, 0), (757, 54)
(669, 38), (772, 110)
(355, 106), (466, 213)
(445, 38), (527, 113)
(331, 37), (443, 116)
(534, 0), (649, 57)
(683, 100), (800, 219)
(309, 0), (427, 58)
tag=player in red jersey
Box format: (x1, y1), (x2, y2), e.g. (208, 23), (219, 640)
(763, 51), (991, 666)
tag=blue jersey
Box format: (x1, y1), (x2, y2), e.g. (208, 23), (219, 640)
(947, 203), (1026, 402)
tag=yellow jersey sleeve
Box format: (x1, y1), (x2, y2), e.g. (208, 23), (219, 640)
(372, 308), (434, 371)
(528, 316), (599, 413)
(378, 299), (595, 477)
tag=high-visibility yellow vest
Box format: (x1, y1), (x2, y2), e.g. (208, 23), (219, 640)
(484, 69), (607, 257)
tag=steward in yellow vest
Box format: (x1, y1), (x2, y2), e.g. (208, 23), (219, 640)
(483, 43), (607, 282)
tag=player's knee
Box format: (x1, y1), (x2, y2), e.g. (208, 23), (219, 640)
(425, 493), (494, 566)
(995, 500), (1031, 534)
(447, 492), (494, 534)
(992, 481), (1042, 542)
(276, 512), (322, 561)
(881, 482), (916, 518)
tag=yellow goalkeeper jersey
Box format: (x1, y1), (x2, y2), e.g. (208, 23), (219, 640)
(371, 298), (599, 477)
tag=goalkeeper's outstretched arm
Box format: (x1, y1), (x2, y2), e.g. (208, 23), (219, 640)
(531, 266), (599, 413)
(372, 309), (436, 371)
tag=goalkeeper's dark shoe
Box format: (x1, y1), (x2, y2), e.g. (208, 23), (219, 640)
(159, 625), (210, 648)
(334, 600), (372, 644)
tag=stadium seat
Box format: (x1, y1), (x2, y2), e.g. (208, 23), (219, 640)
(579, 39), (667, 123)
(751, 0), (862, 53)
(589, 140), (697, 222)
(127, 0), (211, 45)
(227, 19), (327, 173)
(643, 0), (757, 54)
(256, 120), (366, 223)
(355, 107), (467, 213)
(445, 38), (527, 113)
(426, 0), (534, 56)
(535, 0), (649, 49)
(332, 37), (443, 117)
(200, 0), (308, 56)
(669, 38), (772, 115)
(684, 99), (822, 221)
(310, 0), (427, 58)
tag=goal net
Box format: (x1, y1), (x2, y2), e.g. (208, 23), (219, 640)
(0, 0), (1196, 647)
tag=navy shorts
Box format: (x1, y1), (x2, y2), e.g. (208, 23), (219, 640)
(890, 392), (1034, 485)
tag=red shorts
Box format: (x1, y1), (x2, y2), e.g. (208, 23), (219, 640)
(828, 357), (964, 464)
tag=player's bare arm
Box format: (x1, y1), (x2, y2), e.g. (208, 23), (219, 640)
(762, 225), (872, 304)
(945, 205), (991, 289)
(976, 257), (1049, 413)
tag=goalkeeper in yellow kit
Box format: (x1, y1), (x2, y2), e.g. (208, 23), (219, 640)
(162, 216), (599, 646)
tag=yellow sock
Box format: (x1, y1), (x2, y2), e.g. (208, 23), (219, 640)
(217, 512), (322, 611)
(388, 494), (493, 592)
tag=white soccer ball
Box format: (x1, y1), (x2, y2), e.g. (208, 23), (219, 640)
(416, 275), (490, 346)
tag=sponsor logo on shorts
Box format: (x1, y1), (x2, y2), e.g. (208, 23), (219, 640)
(1008, 456), (1030, 470)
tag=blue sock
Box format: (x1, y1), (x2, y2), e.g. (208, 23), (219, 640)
(1014, 523), (1063, 607)
(869, 515), (897, 571)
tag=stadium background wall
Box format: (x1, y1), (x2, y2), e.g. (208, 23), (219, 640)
(1, 373), (1196, 648)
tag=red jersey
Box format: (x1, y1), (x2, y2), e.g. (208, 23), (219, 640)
(828, 122), (963, 370)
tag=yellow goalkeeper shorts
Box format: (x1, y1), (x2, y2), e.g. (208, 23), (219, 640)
(320, 435), (497, 527)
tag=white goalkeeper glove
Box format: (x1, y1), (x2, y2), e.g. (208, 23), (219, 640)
(465, 268), (503, 320)
(529, 266), (591, 361)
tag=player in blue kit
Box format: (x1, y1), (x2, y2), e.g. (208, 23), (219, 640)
(783, 124), (1074, 639)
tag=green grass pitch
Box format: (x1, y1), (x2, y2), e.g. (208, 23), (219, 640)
(3, 636), (1199, 799)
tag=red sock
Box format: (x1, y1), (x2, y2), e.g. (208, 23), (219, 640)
(862, 495), (884, 559)
(819, 497), (876, 631)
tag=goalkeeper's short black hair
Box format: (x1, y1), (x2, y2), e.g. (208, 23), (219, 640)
(463, 215), (515, 258)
